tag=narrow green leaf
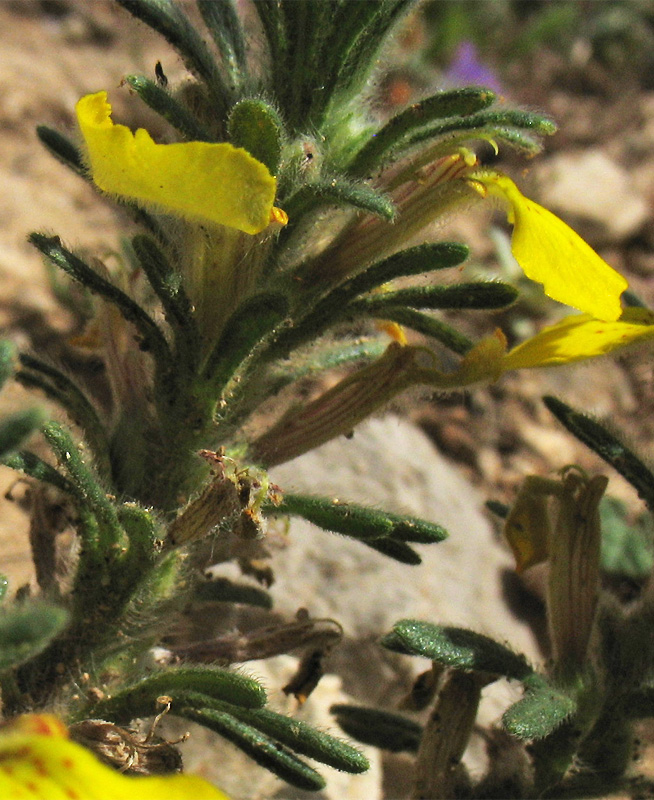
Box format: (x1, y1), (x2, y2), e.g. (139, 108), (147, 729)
(363, 538), (422, 565)
(283, 179), (395, 222)
(269, 243), (468, 360)
(179, 706), (326, 791)
(42, 421), (122, 544)
(402, 108), (556, 152)
(0, 603), (69, 671)
(370, 306), (474, 355)
(324, 1), (413, 114)
(115, 0), (231, 117)
(356, 282), (518, 312)
(381, 620), (533, 680)
(130, 234), (199, 373)
(0, 408), (44, 458)
(486, 499), (510, 519)
(29, 234), (174, 396)
(0, 340), (15, 390)
(194, 578), (272, 609)
(349, 87), (496, 175)
(36, 125), (86, 176)
(197, 0), (248, 87)
(176, 692), (369, 774)
(544, 396), (654, 513)
(124, 75), (214, 142)
(3, 450), (76, 495)
(265, 492), (447, 544)
(17, 354), (111, 478)
(201, 293), (288, 395)
(331, 703), (422, 753)
(87, 666), (267, 722)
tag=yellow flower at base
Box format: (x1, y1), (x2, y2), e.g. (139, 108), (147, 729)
(76, 92), (280, 235)
(419, 308), (654, 390)
(0, 714), (229, 800)
(502, 307), (654, 371)
(467, 171), (628, 322)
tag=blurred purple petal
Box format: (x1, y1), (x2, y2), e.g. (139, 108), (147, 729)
(445, 41), (503, 93)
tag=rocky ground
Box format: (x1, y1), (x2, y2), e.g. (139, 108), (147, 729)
(1, 3), (653, 799)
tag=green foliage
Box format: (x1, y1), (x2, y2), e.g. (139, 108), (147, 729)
(228, 99), (284, 175)
(600, 496), (654, 580)
(267, 493), (447, 545)
(544, 396), (654, 512)
(330, 704), (423, 753)
(502, 675), (578, 740)
(382, 620), (533, 680)
(0, 603), (69, 671)
(84, 666), (267, 721)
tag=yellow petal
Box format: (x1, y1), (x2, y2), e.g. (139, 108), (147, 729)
(0, 714), (229, 800)
(504, 479), (552, 573)
(455, 329), (508, 385)
(470, 172), (628, 322)
(503, 307), (654, 371)
(76, 91), (278, 235)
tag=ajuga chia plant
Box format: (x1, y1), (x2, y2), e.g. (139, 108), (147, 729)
(0, 0), (642, 795)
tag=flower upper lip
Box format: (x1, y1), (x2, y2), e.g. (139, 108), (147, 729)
(76, 91), (283, 235)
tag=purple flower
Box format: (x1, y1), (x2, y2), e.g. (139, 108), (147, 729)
(444, 41), (503, 93)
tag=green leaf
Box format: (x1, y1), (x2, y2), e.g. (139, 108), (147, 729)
(176, 691), (369, 773)
(115, 0), (231, 118)
(130, 234), (199, 374)
(197, 0), (248, 87)
(179, 706), (326, 791)
(0, 408), (44, 458)
(36, 125), (86, 176)
(503, 676), (577, 740)
(283, 179), (395, 222)
(362, 537), (422, 565)
(331, 704), (422, 753)
(201, 293), (289, 396)
(266, 492), (447, 544)
(0, 603), (69, 671)
(228, 99), (284, 175)
(0, 341), (16, 390)
(356, 281), (518, 312)
(85, 666), (267, 723)
(381, 620), (533, 680)
(194, 578), (272, 609)
(17, 354), (110, 478)
(349, 87), (496, 175)
(124, 75), (214, 142)
(269, 243), (468, 360)
(401, 108), (556, 153)
(368, 307), (474, 355)
(600, 497), (654, 580)
(29, 234), (174, 399)
(42, 421), (123, 547)
(3, 450), (75, 494)
(544, 396), (654, 513)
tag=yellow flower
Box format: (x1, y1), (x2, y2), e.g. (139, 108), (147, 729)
(0, 713), (228, 800)
(502, 307), (654, 370)
(467, 171), (628, 322)
(415, 307), (654, 390)
(75, 91), (285, 235)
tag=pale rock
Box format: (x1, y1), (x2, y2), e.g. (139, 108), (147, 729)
(535, 150), (648, 240)
(267, 416), (541, 786)
(269, 415), (539, 659)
